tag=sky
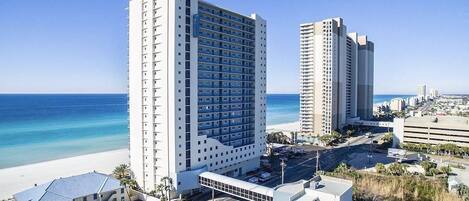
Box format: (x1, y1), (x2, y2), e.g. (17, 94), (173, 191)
(0, 0), (468, 94)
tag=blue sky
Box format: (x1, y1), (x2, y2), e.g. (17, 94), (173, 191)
(1, 0), (468, 94)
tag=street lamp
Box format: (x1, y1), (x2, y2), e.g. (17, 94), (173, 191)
(280, 159), (286, 184)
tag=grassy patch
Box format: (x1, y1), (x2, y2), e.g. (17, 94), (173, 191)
(324, 171), (460, 201)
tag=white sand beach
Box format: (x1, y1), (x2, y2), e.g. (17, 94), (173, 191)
(0, 149), (129, 200)
(266, 121), (300, 132)
(0, 123), (299, 200)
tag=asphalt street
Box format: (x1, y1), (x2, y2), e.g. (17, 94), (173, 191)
(187, 132), (388, 200)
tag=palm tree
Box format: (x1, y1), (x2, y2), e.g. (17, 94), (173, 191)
(155, 184), (166, 200)
(113, 164), (139, 201)
(119, 178), (139, 201)
(113, 164), (130, 180)
(382, 132), (393, 143)
(319, 134), (334, 146)
(161, 176), (174, 200)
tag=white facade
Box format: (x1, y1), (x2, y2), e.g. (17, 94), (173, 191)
(430, 88), (439, 98)
(300, 18), (373, 136)
(408, 96), (419, 107)
(393, 116), (469, 148)
(390, 98), (405, 112)
(418, 84), (426, 98)
(129, 0), (266, 195)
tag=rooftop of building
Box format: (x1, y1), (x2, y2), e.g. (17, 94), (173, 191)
(199, 0), (257, 20)
(14, 172), (122, 201)
(199, 171), (275, 197)
(273, 175), (353, 200)
(406, 116), (469, 127)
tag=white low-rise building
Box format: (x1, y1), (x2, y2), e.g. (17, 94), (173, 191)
(393, 116), (469, 147)
(273, 175), (353, 201)
(14, 172), (128, 201)
(199, 172), (353, 201)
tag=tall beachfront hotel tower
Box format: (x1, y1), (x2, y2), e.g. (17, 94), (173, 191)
(299, 18), (373, 136)
(128, 0), (266, 194)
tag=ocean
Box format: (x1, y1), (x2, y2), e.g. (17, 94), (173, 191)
(0, 93), (411, 168)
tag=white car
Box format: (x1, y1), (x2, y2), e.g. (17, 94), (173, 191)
(248, 177), (259, 183)
(259, 172), (272, 182)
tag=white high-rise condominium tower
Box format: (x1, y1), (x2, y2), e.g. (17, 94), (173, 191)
(430, 88), (439, 98)
(418, 85), (427, 98)
(300, 18), (374, 136)
(129, 0), (266, 195)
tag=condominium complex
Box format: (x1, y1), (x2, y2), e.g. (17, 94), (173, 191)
(418, 84), (427, 98)
(300, 18), (374, 135)
(394, 116), (469, 148)
(430, 88), (439, 98)
(129, 0), (266, 194)
(390, 98), (405, 112)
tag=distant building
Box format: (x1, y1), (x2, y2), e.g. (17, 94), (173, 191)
(418, 85), (426, 98)
(390, 98), (405, 112)
(299, 17), (374, 136)
(408, 96), (419, 107)
(393, 116), (469, 147)
(14, 172), (127, 201)
(430, 89), (439, 98)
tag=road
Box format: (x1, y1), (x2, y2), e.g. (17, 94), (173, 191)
(187, 131), (388, 200)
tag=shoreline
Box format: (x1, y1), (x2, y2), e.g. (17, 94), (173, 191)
(2, 121), (301, 170)
(0, 121), (300, 199)
(0, 148), (129, 200)
(266, 121), (300, 132)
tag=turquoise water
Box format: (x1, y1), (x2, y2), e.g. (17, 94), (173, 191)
(0, 93), (411, 168)
(0, 94), (129, 168)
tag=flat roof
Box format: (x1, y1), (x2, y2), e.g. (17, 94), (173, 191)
(273, 175), (352, 199)
(199, 172), (274, 197)
(198, 0), (256, 20)
(406, 116), (469, 127)
(313, 175), (353, 196)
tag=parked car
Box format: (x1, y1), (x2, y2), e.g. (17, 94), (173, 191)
(259, 172), (272, 182)
(248, 177), (259, 183)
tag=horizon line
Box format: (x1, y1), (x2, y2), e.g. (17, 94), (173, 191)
(1, 92), (449, 96)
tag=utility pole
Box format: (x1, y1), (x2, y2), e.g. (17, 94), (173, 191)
(315, 149), (320, 173)
(280, 159), (286, 184)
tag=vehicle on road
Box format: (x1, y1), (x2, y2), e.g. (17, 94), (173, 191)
(259, 172), (272, 182)
(365, 132), (373, 138)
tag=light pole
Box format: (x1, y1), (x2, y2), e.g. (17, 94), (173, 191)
(211, 188), (215, 201)
(280, 159), (286, 184)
